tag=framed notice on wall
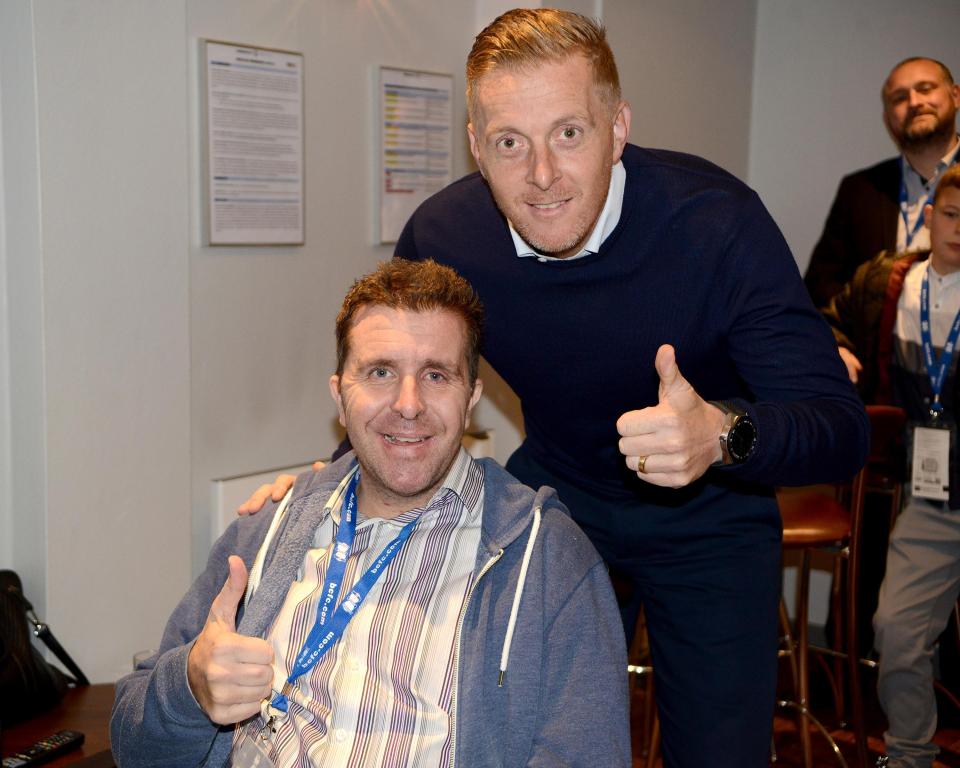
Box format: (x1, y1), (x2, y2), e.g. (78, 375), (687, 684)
(203, 40), (304, 246)
(378, 67), (454, 243)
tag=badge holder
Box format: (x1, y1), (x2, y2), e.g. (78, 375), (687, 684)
(232, 730), (277, 768)
(911, 406), (951, 502)
(913, 266), (960, 503)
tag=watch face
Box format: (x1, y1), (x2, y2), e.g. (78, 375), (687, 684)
(728, 417), (757, 462)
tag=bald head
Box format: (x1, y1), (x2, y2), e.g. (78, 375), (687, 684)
(883, 57), (954, 96)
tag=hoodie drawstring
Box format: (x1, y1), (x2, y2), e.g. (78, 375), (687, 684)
(244, 487), (294, 611)
(498, 505), (542, 687)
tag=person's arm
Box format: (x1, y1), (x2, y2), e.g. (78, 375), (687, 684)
(820, 258), (868, 353)
(619, 190), (868, 489)
(820, 261), (874, 384)
(529, 558), (631, 766)
(805, 176), (857, 308)
(715, 191), (869, 485)
(111, 513), (276, 766)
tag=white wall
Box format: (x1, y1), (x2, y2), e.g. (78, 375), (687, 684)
(1, 0), (193, 684)
(608, 0), (758, 179)
(0, 2), (41, 578)
(749, 0), (960, 273)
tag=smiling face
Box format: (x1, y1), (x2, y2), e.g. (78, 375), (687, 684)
(926, 186), (960, 275)
(883, 59), (960, 151)
(467, 54), (630, 259)
(329, 306), (482, 518)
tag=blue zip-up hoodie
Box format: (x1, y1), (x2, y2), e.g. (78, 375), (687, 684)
(111, 454), (630, 767)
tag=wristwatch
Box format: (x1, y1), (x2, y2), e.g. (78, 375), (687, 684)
(710, 401), (757, 465)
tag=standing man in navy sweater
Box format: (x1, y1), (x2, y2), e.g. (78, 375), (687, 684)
(249, 9), (868, 766)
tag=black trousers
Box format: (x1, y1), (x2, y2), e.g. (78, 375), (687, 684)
(507, 449), (781, 768)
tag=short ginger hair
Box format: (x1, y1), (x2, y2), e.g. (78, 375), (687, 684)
(335, 260), (484, 384)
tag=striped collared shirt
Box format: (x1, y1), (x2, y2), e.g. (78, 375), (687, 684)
(233, 448), (484, 768)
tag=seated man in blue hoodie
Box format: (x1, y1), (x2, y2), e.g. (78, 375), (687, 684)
(110, 259), (628, 768)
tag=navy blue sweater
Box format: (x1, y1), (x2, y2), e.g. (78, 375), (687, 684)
(397, 144), (868, 541)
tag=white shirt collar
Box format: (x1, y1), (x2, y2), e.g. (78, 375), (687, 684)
(928, 260), (960, 291)
(902, 135), (960, 195)
(329, 447), (482, 525)
(509, 160), (626, 262)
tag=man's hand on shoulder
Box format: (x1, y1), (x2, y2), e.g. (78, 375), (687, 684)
(616, 344), (725, 488)
(187, 556), (275, 725)
(236, 461), (326, 516)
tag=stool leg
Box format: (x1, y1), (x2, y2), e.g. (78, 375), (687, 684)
(797, 548), (814, 768)
(780, 597), (800, 693)
(845, 553), (867, 767)
(830, 555), (846, 723)
(643, 673), (657, 759)
(645, 712), (660, 768)
(779, 595), (808, 763)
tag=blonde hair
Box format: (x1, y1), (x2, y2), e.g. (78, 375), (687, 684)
(466, 8), (620, 119)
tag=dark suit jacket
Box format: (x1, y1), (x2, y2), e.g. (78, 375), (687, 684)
(804, 157), (900, 308)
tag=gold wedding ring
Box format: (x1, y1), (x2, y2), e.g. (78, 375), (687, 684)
(637, 455), (648, 474)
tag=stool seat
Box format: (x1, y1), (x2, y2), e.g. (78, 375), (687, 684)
(777, 491), (849, 547)
(774, 406), (905, 768)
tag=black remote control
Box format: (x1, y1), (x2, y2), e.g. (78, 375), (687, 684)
(2, 729), (85, 767)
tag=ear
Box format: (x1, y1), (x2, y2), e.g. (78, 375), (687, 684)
(611, 101), (631, 163)
(329, 374), (347, 428)
(467, 121), (484, 174)
(924, 202), (935, 231)
(951, 83), (960, 110)
(464, 378), (484, 427)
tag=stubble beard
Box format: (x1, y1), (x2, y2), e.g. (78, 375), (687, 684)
(899, 110), (957, 151)
(489, 165), (611, 259)
(512, 213), (592, 258)
(348, 420), (457, 513)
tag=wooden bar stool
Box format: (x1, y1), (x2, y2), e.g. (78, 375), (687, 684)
(776, 404), (906, 768)
(778, 485), (857, 767)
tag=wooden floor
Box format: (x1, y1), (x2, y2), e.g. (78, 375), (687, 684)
(629, 674), (960, 767)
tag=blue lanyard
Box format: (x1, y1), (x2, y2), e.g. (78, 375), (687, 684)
(270, 469), (419, 714)
(899, 182), (934, 249)
(920, 266), (960, 416)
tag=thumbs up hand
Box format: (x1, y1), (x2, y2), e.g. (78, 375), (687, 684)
(616, 345), (725, 488)
(187, 556), (275, 725)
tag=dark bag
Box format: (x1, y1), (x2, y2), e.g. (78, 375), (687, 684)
(0, 570), (89, 726)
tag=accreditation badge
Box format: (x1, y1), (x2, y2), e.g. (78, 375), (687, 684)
(911, 424), (951, 501)
(232, 729), (277, 768)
